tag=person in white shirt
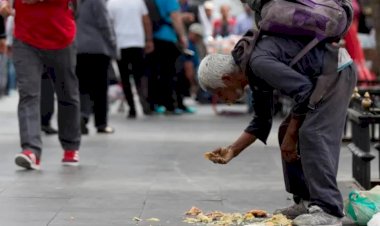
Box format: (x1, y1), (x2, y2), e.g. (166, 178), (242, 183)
(234, 3), (255, 35)
(107, 0), (153, 118)
(198, 1), (214, 39)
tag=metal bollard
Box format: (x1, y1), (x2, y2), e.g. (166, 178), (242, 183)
(347, 91), (377, 189)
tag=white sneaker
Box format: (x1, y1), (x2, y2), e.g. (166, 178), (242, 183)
(293, 206), (342, 226)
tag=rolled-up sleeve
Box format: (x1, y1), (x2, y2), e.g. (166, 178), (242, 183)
(245, 86), (273, 144)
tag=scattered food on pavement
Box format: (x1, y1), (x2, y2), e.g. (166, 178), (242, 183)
(183, 206), (292, 225)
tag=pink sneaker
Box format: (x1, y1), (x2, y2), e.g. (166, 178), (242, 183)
(62, 150), (79, 166)
(15, 150), (40, 170)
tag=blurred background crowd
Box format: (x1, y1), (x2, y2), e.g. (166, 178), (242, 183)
(0, 0), (378, 134)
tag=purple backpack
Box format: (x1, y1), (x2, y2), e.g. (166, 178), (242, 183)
(242, 0), (353, 65)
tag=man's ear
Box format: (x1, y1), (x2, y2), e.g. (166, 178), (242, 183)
(221, 74), (233, 86)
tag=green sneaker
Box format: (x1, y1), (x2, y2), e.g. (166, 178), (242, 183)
(293, 206), (342, 226)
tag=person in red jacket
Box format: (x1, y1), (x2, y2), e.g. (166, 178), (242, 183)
(212, 4), (236, 38)
(0, 0), (81, 170)
(344, 0), (375, 82)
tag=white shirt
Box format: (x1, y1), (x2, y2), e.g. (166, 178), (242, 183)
(338, 48), (353, 72)
(198, 5), (213, 39)
(107, 0), (148, 49)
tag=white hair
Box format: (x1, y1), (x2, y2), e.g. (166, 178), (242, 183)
(197, 54), (239, 92)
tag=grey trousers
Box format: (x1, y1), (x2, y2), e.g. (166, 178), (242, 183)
(40, 67), (55, 127)
(13, 39), (81, 157)
(282, 64), (357, 218)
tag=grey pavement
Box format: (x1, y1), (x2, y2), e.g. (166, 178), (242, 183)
(0, 94), (375, 226)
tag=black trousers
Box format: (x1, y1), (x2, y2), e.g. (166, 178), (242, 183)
(76, 54), (110, 129)
(117, 47), (149, 113)
(148, 39), (180, 112)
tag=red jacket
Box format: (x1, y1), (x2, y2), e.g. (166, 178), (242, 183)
(14, 0), (76, 50)
(212, 18), (236, 37)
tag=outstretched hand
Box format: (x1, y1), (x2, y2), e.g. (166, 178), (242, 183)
(204, 147), (235, 164)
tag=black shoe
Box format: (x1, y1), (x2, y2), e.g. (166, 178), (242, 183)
(128, 110), (136, 119)
(41, 125), (58, 135)
(97, 126), (115, 134)
(142, 107), (152, 116)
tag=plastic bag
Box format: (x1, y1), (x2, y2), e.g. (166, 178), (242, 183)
(361, 186), (380, 205)
(345, 186), (380, 225)
(368, 212), (380, 226)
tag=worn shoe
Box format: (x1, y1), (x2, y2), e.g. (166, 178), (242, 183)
(15, 150), (40, 170)
(273, 200), (308, 219)
(127, 110), (136, 119)
(41, 125), (58, 135)
(293, 206), (342, 226)
(62, 150), (79, 166)
(97, 126), (115, 134)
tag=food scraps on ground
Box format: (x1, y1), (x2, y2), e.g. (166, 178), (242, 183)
(183, 207), (292, 226)
(133, 217), (161, 223)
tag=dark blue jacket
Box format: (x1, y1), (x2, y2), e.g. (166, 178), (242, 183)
(241, 35), (326, 144)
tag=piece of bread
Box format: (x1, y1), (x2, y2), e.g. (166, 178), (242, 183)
(185, 206), (203, 216)
(246, 209), (268, 218)
(204, 152), (216, 160)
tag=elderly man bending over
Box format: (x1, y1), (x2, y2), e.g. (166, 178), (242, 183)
(198, 35), (356, 226)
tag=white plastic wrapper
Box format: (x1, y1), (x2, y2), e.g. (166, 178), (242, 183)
(368, 212), (380, 226)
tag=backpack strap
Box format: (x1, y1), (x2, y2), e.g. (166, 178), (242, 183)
(231, 29), (261, 73)
(288, 37), (341, 110)
(289, 38), (319, 67)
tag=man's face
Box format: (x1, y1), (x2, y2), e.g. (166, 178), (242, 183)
(213, 86), (244, 105)
(221, 6), (230, 18)
(205, 8), (213, 18)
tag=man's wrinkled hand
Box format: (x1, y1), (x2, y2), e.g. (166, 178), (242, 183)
(204, 147), (235, 164)
(280, 131), (299, 162)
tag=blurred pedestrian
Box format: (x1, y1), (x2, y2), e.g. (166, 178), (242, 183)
(107, 0), (153, 118)
(0, 0), (81, 170)
(343, 0), (375, 82)
(175, 23), (204, 113)
(5, 15), (16, 96)
(212, 5), (236, 38)
(148, 0), (187, 114)
(198, 1), (214, 39)
(76, 0), (117, 134)
(0, 16), (6, 97)
(179, 0), (198, 30)
(234, 3), (254, 35)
